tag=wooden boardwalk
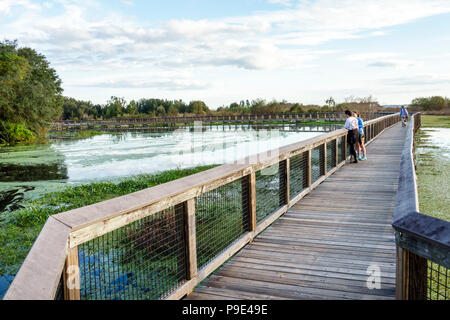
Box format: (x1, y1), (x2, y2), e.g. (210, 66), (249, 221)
(186, 123), (406, 300)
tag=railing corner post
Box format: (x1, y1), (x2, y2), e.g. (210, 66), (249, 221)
(64, 246), (81, 300)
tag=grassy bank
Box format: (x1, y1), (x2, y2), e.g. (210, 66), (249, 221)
(415, 119), (450, 221)
(421, 115), (450, 128)
(415, 121), (449, 300)
(0, 165), (217, 288)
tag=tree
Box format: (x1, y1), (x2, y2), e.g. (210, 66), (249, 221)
(105, 96), (126, 119)
(325, 97), (336, 109)
(411, 96), (448, 111)
(188, 100), (209, 115)
(126, 100), (138, 115)
(156, 105), (166, 116)
(0, 40), (63, 144)
(168, 105), (178, 116)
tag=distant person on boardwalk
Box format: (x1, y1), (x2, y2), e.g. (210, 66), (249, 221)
(400, 106), (409, 127)
(344, 110), (360, 163)
(354, 111), (367, 161)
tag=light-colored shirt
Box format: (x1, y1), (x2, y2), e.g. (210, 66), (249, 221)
(345, 116), (358, 130)
(400, 108), (409, 117)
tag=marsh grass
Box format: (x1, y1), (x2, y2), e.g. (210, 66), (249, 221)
(415, 128), (450, 300)
(0, 165), (217, 287)
(421, 115), (450, 128)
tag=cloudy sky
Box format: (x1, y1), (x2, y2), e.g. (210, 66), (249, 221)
(1, 0), (450, 108)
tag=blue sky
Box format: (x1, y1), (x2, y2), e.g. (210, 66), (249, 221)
(1, 0), (450, 108)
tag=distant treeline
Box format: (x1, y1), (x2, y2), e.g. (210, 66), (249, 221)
(409, 96), (450, 112)
(61, 97), (209, 120)
(61, 96), (382, 121)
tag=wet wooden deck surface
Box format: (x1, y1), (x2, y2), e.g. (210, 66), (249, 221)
(185, 123), (406, 300)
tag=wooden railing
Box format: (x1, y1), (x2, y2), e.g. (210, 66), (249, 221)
(392, 113), (450, 300)
(51, 112), (381, 131)
(4, 113), (400, 300)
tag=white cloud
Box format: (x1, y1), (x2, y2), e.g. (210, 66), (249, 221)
(0, 0), (41, 16)
(267, 0), (294, 7)
(2, 0), (450, 104)
(6, 0), (450, 71)
(384, 74), (450, 86)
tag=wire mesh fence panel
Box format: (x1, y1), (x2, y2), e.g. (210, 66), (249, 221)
(326, 140), (336, 172)
(311, 145), (323, 184)
(289, 152), (308, 199)
(338, 136), (346, 163)
(195, 178), (248, 270)
(427, 261), (449, 300)
(78, 206), (187, 300)
(256, 163), (283, 223)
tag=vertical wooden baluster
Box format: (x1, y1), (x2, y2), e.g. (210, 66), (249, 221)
(307, 149), (312, 187)
(334, 138), (338, 168)
(321, 143), (327, 176)
(184, 199), (197, 280)
(242, 173), (257, 233)
(280, 159), (289, 205)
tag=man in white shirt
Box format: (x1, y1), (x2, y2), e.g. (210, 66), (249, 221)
(344, 110), (360, 163)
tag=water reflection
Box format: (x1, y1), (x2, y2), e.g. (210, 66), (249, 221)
(0, 163), (68, 182)
(0, 186), (35, 212)
(1, 124), (340, 210)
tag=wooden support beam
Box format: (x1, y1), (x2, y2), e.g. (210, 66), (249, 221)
(321, 143), (327, 176)
(285, 158), (290, 205)
(184, 199), (197, 280)
(334, 138), (339, 168)
(278, 160), (288, 206)
(306, 149), (312, 188)
(249, 172), (257, 232)
(406, 251), (428, 300)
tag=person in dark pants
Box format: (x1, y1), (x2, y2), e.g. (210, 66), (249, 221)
(344, 110), (360, 163)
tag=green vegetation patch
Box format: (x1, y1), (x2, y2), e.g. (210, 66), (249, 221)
(415, 128), (450, 300)
(415, 129), (450, 221)
(421, 115), (450, 128)
(0, 165), (217, 283)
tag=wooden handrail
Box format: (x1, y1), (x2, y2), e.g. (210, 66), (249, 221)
(4, 113), (400, 300)
(51, 112), (384, 126)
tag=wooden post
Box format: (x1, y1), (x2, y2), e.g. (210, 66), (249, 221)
(280, 159), (289, 205)
(396, 247), (406, 300)
(243, 173), (257, 232)
(184, 199), (197, 280)
(320, 143), (326, 176)
(344, 134), (348, 161)
(64, 246), (80, 300)
(306, 149), (312, 187)
(401, 250), (428, 300)
(334, 138), (339, 167)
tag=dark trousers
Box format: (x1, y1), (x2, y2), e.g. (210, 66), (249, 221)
(347, 129), (359, 161)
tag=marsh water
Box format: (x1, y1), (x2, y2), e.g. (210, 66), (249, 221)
(0, 124), (340, 210)
(415, 127), (450, 221)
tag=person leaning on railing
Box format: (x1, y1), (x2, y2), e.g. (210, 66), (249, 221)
(354, 111), (367, 161)
(344, 110), (360, 163)
(400, 106), (409, 127)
